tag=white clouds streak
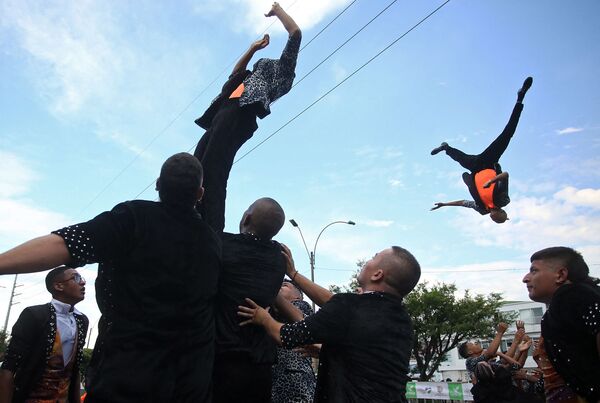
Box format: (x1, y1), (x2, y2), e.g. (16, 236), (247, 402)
(554, 186), (600, 209)
(556, 127), (584, 135)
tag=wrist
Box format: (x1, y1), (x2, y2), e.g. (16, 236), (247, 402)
(291, 270), (299, 282)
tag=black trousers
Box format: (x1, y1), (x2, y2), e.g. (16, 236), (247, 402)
(193, 99), (258, 233)
(212, 353), (272, 403)
(85, 339), (214, 403)
(444, 102), (524, 172)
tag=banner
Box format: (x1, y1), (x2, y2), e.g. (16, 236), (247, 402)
(406, 382), (473, 401)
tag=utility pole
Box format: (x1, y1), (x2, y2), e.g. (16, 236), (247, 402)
(3, 274), (23, 334)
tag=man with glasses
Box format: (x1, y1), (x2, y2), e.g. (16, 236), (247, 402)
(0, 266), (88, 403)
(0, 153), (221, 402)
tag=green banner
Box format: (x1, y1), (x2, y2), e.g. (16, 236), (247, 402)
(405, 382), (417, 399)
(448, 382), (464, 400)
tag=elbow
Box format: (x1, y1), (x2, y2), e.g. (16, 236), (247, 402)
(289, 28), (302, 39)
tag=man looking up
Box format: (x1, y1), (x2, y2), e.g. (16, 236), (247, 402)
(0, 267), (88, 403)
(523, 246), (600, 402)
(0, 153), (221, 402)
(457, 322), (509, 382)
(238, 246), (421, 403)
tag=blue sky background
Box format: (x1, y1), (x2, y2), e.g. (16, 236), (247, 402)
(1, 0), (599, 343)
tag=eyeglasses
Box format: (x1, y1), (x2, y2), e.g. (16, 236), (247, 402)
(61, 273), (85, 284)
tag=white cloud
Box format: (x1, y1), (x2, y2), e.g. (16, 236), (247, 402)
(0, 150), (38, 198)
(453, 187), (600, 252)
(2, 0), (210, 158)
(191, 0), (353, 36)
(363, 219), (394, 228)
(554, 186), (600, 209)
(556, 127), (584, 135)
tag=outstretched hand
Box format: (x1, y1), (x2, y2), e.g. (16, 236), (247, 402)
(251, 34), (270, 52)
(281, 243), (297, 277)
(265, 2), (282, 17)
(518, 339), (532, 352)
(430, 202), (445, 211)
(237, 298), (270, 326)
(483, 180), (493, 189)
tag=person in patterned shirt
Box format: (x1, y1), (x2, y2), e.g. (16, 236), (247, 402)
(270, 281), (316, 403)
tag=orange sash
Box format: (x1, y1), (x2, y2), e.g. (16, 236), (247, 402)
(474, 169), (497, 210)
(229, 83), (245, 99)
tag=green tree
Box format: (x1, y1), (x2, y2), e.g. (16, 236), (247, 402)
(328, 259), (364, 294)
(0, 330), (8, 361)
(404, 282), (515, 381)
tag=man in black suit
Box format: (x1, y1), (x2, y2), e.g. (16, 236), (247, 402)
(0, 266), (88, 403)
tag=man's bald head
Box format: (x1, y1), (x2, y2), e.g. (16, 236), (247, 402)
(359, 246), (421, 297)
(239, 197), (285, 240)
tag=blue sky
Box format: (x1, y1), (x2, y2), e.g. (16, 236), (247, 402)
(1, 0), (599, 342)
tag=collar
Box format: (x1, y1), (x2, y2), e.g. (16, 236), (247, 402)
(51, 298), (81, 315)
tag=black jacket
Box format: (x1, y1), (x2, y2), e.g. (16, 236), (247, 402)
(1, 303), (88, 403)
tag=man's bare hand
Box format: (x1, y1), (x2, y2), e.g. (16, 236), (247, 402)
(515, 320), (525, 330)
(265, 2), (282, 17)
(237, 298), (270, 326)
(497, 322), (509, 333)
(281, 244), (297, 278)
(430, 202), (445, 211)
(250, 34), (270, 52)
(483, 180), (493, 189)
(518, 339), (532, 352)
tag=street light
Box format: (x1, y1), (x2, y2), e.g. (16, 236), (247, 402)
(289, 219), (356, 309)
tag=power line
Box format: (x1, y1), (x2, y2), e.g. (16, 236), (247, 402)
(75, 0), (302, 218)
(233, 0), (452, 164)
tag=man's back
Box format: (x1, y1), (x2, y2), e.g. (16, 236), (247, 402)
(305, 292), (413, 403)
(215, 232), (286, 363)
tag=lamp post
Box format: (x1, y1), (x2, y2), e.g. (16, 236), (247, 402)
(289, 219), (355, 309)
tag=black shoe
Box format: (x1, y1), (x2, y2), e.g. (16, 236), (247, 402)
(517, 76), (533, 101)
(431, 142), (448, 155)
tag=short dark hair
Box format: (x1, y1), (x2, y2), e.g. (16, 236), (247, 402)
(157, 153), (203, 209)
(384, 246), (421, 297)
(458, 342), (470, 359)
(247, 198), (285, 240)
(531, 246), (598, 285)
(45, 266), (71, 294)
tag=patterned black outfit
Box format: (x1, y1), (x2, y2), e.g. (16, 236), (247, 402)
(52, 201), (221, 403)
(271, 300), (316, 403)
(192, 32), (301, 403)
(1, 303), (88, 403)
(280, 292), (413, 403)
(541, 282), (600, 402)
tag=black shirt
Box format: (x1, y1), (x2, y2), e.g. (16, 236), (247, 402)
(542, 282), (600, 402)
(214, 232), (286, 364)
(52, 200), (221, 344)
(281, 292), (413, 403)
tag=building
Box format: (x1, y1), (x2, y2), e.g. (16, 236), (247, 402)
(437, 300), (545, 382)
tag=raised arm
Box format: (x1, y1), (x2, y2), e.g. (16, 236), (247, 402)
(231, 35), (270, 76)
(281, 244), (333, 307)
(238, 298), (283, 345)
(265, 2), (301, 37)
(482, 322), (508, 359)
(0, 234), (70, 275)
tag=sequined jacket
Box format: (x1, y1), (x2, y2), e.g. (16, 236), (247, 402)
(1, 303), (88, 403)
(195, 31), (301, 129)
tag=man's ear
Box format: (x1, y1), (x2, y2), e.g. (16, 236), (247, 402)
(53, 282), (64, 293)
(371, 269), (384, 282)
(556, 267), (570, 285)
(197, 186), (204, 201)
(155, 178), (161, 192)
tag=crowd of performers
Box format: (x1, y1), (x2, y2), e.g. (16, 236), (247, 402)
(0, 3), (598, 403)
